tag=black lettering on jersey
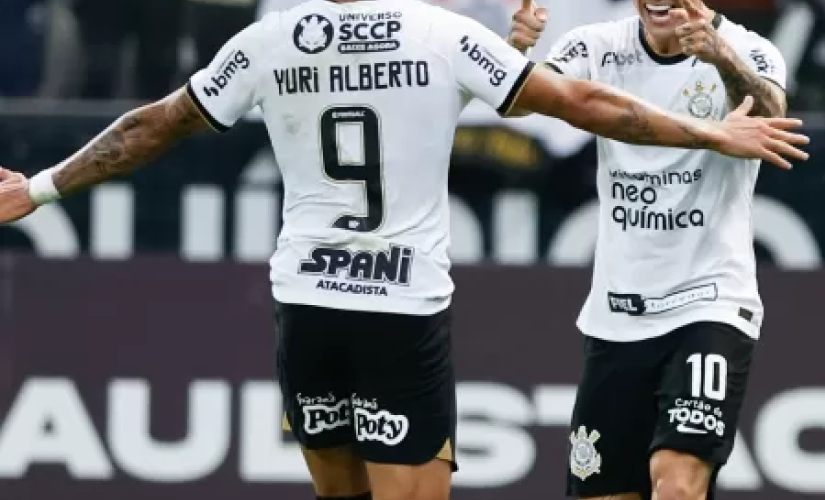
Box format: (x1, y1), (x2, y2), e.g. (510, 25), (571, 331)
(338, 13), (402, 53)
(315, 280), (390, 296)
(601, 50), (644, 67)
(339, 12), (402, 22)
(340, 22), (402, 41)
(459, 35), (507, 87)
(203, 50), (251, 97)
(299, 245), (414, 286)
(749, 48), (773, 75)
(330, 61), (429, 92)
(552, 40), (588, 64)
(273, 66), (320, 95)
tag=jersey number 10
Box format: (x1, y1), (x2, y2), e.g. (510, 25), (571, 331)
(320, 105), (384, 233)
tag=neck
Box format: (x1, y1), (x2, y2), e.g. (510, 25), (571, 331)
(644, 7), (716, 57)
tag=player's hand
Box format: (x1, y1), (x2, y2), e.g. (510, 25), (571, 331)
(508, 0), (548, 53)
(712, 96), (809, 170)
(670, 0), (729, 65)
(0, 168), (37, 223)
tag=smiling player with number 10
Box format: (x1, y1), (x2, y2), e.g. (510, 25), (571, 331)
(508, 1), (793, 500)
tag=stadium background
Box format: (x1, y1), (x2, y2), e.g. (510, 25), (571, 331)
(0, 0), (824, 498)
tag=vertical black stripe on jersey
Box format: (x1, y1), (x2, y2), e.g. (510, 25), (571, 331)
(497, 62), (536, 116)
(186, 82), (231, 133)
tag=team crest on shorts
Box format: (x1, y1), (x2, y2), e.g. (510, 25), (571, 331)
(683, 81), (719, 120)
(569, 426), (602, 480)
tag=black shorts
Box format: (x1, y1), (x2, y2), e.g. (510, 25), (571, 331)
(567, 321), (755, 499)
(275, 301), (457, 470)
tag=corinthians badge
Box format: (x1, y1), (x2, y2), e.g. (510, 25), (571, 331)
(569, 426), (602, 480)
(684, 81), (718, 119)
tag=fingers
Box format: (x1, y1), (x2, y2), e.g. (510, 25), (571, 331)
(760, 147), (793, 171)
(521, 0), (532, 11)
(669, 7), (690, 25)
(762, 117), (805, 131)
(0, 169), (25, 184)
(678, 0), (704, 18)
(674, 19), (706, 37)
(511, 4), (547, 50)
(766, 127), (810, 146)
(513, 6), (546, 31)
(764, 135), (810, 162)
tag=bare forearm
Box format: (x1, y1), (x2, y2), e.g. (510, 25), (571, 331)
(52, 88), (208, 196)
(516, 72), (717, 149)
(714, 54), (786, 118)
(571, 85), (716, 149)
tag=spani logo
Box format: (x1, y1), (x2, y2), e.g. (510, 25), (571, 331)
(294, 14), (334, 54)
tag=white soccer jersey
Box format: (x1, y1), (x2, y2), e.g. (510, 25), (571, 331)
(546, 14), (787, 341)
(189, 0), (534, 315)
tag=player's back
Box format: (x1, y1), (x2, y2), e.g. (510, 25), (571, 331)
(268, 0), (461, 246)
(188, 0), (533, 315)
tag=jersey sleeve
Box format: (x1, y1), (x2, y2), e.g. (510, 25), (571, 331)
(734, 34), (787, 90)
(450, 16), (536, 116)
(543, 27), (592, 79)
(187, 20), (270, 132)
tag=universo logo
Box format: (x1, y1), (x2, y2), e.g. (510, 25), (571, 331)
(0, 378), (824, 493)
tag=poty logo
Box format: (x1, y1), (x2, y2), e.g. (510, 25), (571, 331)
(354, 408), (409, 446)
(601, 50), (644, 67)
(203, 50), (251, 97)
(302, 399), (351, 435)
(460, 35), (507, 87)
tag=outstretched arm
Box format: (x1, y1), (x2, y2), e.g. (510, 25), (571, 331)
(52, 88), (210, 196)
(510, 65), (808, 169)
(513, 67), (713, 148)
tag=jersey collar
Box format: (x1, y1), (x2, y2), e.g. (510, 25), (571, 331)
(638, 12), (723, 66)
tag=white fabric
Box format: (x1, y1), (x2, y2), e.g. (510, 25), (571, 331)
(189, 0), (533, 315)
(544, 15), (787, 341)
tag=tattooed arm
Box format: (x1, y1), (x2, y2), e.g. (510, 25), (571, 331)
(52, 88), (211, 196)
(713, 50), (787, 118)
(509, 65), (808, 169)
(671, 5), (787, 118)
(511, 66), (717, 149)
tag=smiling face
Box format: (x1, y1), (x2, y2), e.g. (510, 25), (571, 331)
(636, 1), (682, 41)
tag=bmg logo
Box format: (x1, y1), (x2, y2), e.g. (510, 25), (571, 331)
(460, 35), (507, 87)
(204, 50), (251, 97)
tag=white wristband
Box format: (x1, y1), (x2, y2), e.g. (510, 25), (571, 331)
(28, 168), (61, 206)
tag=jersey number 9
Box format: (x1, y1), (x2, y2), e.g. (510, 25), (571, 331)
(320, 105), (385, 232)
